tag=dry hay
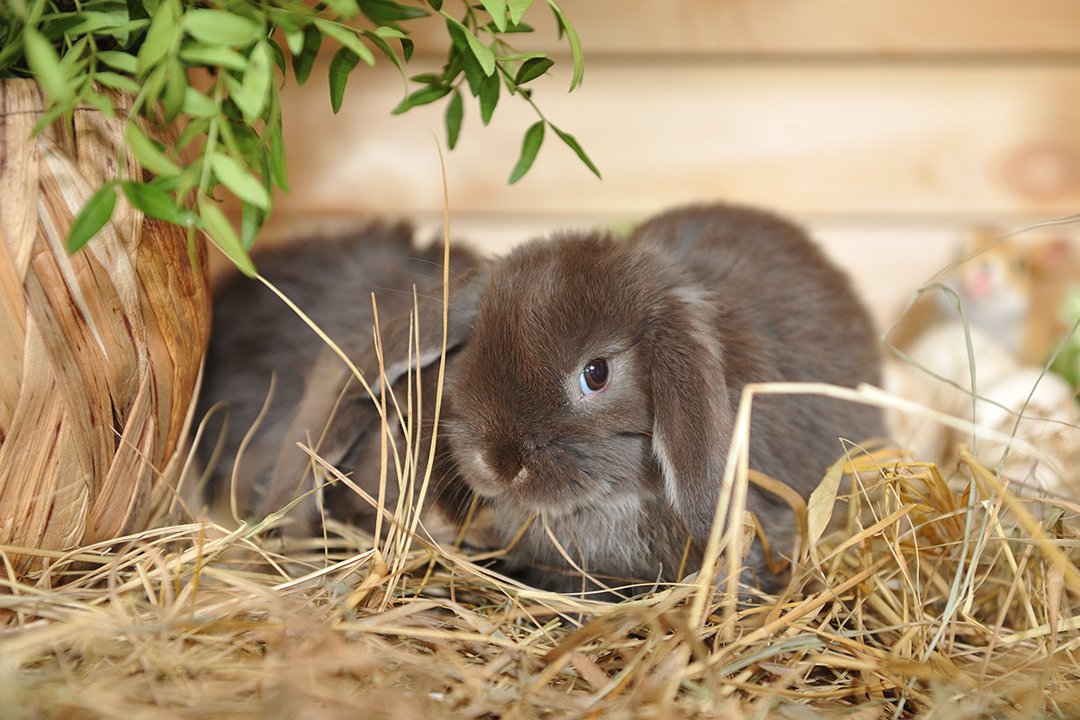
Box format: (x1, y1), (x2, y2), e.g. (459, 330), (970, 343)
(3, 380), (1080, 719)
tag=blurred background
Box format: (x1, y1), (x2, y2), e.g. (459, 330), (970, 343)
(236, 0), (1080, 331)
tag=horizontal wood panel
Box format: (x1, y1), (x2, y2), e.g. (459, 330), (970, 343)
(271, 60), (1080, 220)
(400, 0), (1080, 56)
(236, 212), (966, 330)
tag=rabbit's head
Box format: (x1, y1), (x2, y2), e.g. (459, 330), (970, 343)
(435, 233), (734, 544)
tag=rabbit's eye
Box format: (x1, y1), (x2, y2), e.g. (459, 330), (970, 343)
(579, 358), (610, 395)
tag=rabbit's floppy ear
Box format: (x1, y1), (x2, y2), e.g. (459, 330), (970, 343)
(368, 264), (488, 400)
(260, 266), (489, 520)
(646, 287), (736, 545)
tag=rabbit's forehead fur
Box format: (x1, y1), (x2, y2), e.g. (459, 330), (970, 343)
(459, 233), (673, 398)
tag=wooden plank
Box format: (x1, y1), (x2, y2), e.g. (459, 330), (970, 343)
(236, 211), (963, 329)
(270, 59), (1080, 221)
(400, 0), (1080, 56)
(418, 217), (965, 332)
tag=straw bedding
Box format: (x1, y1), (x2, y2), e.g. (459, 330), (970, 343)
(3, 382), (1079, 718)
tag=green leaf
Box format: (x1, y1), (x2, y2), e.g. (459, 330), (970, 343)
(267, 122), (288, 190)
(174, 162), (204, 201)
(126, 0), (149, 22)
(323, 0), (359, 19)
(551, 124), (600, 179)
(499, 51), (546, 62)
(478, 69), (499, 125)
(67, 183), (117, 253)
(7, 0), (28, 19)
(480, 0), (507, 31)
(161, 57), (187, 121)
(358, 0), (429, 24)
(176, 116), (211, 151)
(546, 0), (583, 91)
(441, 12), (495, 76)
(181, 9), (261, 46)
(444, 88), (463, 149)
(57, 37), (89, 79)
(266, 7), (304, 33)
(284, 28), (305, 56)
(94, 72), (140, 93)
(268, 38), (287, 74)
(502, 21), (535, 33)
(444, 26), (485, 94)
(392, 84), (450, 115)
(120, 181), (195, 226)
(292, 25), (321, 85)
(199, 197), (254, 277)
(62, 12), (116, 36)
(313, 19), (376, 66)
(96, 50), (137, 74)
(125, 122), (182, 177)
(507, 0), (533, 24)
(240, 202), (264, 249)
(142, 63), (168, 115)
(328, 46), (360, 114)
(217, 119), (256, 159)
(24, 0), (45, 27)
(209, 152), (270, 209)
(363, 31), (402, 71)
(94, 19), (150, 41)
(179, 44), (248, 71)
(401, 37), (414, 62)
(31, 102), (68, 136)
(181, 87), (218, 117)
(509, 120), (544, 184)
(43, 15), (85, 37)
(234, 40), (272, 123)
(514, 56), (552, 85)
(79, 90), (115, 118)
(67, 10), (129, 35)
(374, 25), (406, 39)
(137, 0), (179, 75)
(24, 28), (71, 103)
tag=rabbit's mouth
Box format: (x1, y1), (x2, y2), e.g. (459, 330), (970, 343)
(451, 446), (596, 515)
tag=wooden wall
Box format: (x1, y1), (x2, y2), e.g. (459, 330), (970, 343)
(249, 0), (1080, 327)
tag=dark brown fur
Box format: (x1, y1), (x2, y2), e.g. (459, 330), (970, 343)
(195, 222), (478, 514)
(260, 204), (883, 596)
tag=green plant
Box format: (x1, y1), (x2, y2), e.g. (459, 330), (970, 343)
(0, 0), (597, 273)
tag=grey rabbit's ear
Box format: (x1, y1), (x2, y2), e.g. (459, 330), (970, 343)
(260, 267), (489, 523)
(646, 288), (736, 545)
(369, 265), (488, 400)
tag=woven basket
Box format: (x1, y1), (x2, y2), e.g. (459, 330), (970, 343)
(0, 79), (211, 577)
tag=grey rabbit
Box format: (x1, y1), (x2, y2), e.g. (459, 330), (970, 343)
(195, 221), (479, 516)
(253, 203), (884, 596)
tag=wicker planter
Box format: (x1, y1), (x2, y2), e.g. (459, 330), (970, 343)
(0, 79), (211, 577)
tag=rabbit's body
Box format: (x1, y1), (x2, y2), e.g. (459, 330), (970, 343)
(433, 206), (882, 592)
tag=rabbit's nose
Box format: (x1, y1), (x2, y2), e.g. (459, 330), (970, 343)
(486, 442), (525, 482)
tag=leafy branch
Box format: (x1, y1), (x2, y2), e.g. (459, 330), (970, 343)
(0, 0), (597, 274)
(392, 0), (598, 185)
